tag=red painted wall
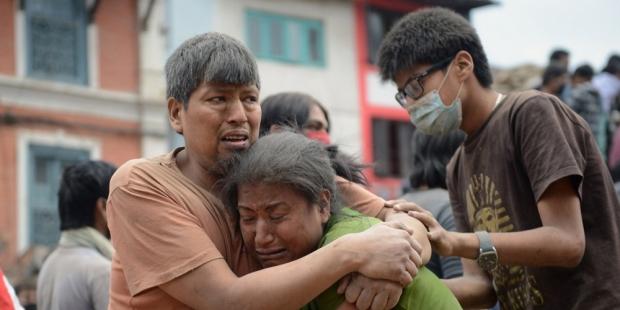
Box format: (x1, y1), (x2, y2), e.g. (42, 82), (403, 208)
(354, 0), (423, 197)
(0, 0), (16, 75)
(96, 0), (139, 92)
(0, 103), (141, 268)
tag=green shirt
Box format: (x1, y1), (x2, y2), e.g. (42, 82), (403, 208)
(304, 208), (462, 310)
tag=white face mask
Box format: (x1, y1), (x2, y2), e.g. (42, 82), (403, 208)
(406, 62), (464, 136)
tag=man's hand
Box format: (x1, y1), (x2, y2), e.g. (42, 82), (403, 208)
(388, 201), (457, 257)
(337, 273), (402, 310)
(383, 200), (433, 264)
(342, 221), (422, 286)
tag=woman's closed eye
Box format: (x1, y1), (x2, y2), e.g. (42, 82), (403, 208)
(269, 214), (286, 221)
(240, 215), (256, 224)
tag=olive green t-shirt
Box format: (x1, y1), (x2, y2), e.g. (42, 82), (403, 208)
(303, 208), (461, 310)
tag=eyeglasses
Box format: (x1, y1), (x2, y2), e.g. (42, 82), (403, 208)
(395, 58), (453, 107)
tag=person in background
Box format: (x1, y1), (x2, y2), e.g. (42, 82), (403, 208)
(548, 49), (571, 101)
(538, 64), (568, 99)
(565, 64), (605, 156)
(260, 91), (367, 184)
(593, 55), (620, 165)
(400, 130), (465, 280)
(260, 92), (331, 144)
(593, 54), (620, 115)
(607, 93), (620, 168)
(549, 49), (570, 71)
(609, 163), (620, 200)
(37, 160), (117, 310)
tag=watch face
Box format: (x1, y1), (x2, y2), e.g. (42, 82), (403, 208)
(478, 251), (498, 271)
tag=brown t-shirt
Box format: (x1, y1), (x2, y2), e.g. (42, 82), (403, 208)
(107, 149), (258, 308)
(447, 90), (620, 310)
(107, 148), (384, 309)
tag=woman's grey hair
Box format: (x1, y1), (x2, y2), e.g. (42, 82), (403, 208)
(165, 32), (260, 108)
(221, 131), (344, 216)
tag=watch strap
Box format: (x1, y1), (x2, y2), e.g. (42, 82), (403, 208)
(475, 231), (494, 255)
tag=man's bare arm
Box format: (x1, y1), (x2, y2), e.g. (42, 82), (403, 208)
(384, 210), (432, 264)
(159, 222), (419, 310)
(443, 259), (496, 309)
(407, 177), (586, 267)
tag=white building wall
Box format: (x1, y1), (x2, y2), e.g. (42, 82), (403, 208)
(138, 0), (174, 156)
(139, 0), (167, 102)
(144, 0), (363, 156)
(216, 0), (363, 156)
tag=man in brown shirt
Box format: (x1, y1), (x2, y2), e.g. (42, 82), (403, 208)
(377, 7), (620, 310)
(107, 32), (429, 309)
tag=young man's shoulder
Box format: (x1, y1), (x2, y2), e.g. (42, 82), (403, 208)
(500, 90), (586, 129)
(505, 89), (560, 110)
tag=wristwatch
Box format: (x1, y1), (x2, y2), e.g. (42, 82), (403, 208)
(475, 231), (498, 272)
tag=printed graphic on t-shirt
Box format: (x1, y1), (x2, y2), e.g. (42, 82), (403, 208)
(466, 173), (543, 309)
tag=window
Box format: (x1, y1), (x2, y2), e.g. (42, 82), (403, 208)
(25, 0), (88, 85)
(246, 9), (325, 67)
(372, 118), (415, 178)
(28, 145), (90, 246)
(365, 6), (404, 65)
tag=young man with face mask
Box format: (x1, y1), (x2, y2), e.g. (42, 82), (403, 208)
(378, 8), (620, 310)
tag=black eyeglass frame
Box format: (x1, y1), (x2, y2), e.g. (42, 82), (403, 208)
(395, 57), (453, 107)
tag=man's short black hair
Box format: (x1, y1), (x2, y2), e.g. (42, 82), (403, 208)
(58, 160), (117, 231)
(573, 64), (594, 80)
(549, 49), (570, 62)
(542, 64), (567, 86)
(377, 7), (493, 88)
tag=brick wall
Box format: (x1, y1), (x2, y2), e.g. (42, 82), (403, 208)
(0, 123), (18, 269)
(0, 103), (142, 268)
(96, 0), (139, 93)
(0, 0), (16, 75)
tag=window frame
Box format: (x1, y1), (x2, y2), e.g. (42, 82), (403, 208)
(27, 144), (90, 247)
(245, 9), (326, 67)
(24, 0), (89, 85)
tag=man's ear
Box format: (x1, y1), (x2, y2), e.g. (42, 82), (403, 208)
(319, 190), (332, 224)
(168, 97), (184, 135)
(95, 197), (110, 239)
(96, 197), (107, 214)
(454, 50), (474, 82)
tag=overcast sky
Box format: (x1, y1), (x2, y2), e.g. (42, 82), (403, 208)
(470, 0), (620, 71)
